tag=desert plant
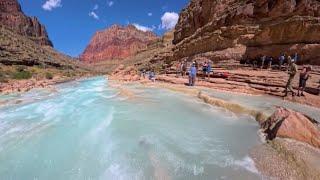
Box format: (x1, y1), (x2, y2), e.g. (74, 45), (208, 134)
(12, 70), (32, 80)
(45, 72), (54, 80)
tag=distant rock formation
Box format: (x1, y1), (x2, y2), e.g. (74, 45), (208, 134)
(0, 0), (53, 46)
(81, 25), (159, 63)
(172, 0), (320, 65)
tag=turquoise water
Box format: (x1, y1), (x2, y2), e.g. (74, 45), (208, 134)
(203, 89), (320, 121)
(0, 77), (261, 180)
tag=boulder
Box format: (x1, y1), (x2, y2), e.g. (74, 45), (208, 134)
(261, 107), (320, 149)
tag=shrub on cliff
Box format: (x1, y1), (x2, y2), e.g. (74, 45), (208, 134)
(45, 72), (54, 80)
(12, 70), (32, 80)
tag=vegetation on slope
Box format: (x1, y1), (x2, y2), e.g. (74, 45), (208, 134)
(0, 26), (92, 82)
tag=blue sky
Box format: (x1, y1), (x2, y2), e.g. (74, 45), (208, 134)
(18, 0), (189, 57)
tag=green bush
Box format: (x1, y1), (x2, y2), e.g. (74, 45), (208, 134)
(12, 70), (32, 80)
(45, 72), (54, 80)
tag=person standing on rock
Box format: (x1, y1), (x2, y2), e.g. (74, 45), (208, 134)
(279, 54), (285, 70)
(181, 60), (187, 77)
(202, 61), (208, 79)
(176, 62), (181, 77)
(189, 63), (197, 86)
(260, 55), (266, 69)
(294, 52), (299, 64)
(149, 70), (156, 82)
(142, 69), (146, 79)
(297, 66), (312, 97)
(268, 57), (273, 70)
(207, 61), (212, 79)
(252, 57), (258, 69)
(194, 60), (199, 71)
(286, 54), (292, 71)
(284, 57), (298, 97)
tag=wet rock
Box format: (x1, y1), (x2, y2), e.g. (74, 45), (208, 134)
(251, 138), (320, 180)
(261, 107), (320, 149)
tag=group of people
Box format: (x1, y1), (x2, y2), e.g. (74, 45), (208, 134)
(142, 51), (316, 97)
(284, 58), (312, 97)
(141, 69), (156, 82)
(176, 60), (213, 86)
(247, 53), (299, 70)
(245, 52), (315, 97)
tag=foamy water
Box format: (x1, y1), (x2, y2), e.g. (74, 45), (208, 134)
(0, 77), (261, 179)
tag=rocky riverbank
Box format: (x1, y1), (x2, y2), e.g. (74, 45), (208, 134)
(109, 70), (320, 180)
(110, 64), (320, 108)
(251, 107), (320, 179)
(0, 76), (91, 94)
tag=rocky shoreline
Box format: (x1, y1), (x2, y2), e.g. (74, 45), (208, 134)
(109, 71), (320, 180)
(0, 75), (91, 95)
(110, 64), (320, 108)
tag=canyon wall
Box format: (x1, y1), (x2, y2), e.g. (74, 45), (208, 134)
(0, 0), (53, 46)
(81, 25), (159, 63)
(172, 0), (320, 65)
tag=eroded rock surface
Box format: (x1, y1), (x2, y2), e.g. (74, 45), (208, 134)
(173, 0), (320, 64)
(261, 107), (320, 148)
(0, 0), (53, 46)
(81, 25), (159, 63)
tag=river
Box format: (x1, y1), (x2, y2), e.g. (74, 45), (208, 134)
(0, 77), (265, 179)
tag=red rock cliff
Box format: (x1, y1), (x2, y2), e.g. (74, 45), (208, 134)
(173, 0), (320, 65)
(0, 0), (53, 46)
(81, 25), (159, 63)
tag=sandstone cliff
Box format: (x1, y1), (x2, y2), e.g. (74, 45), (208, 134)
(81, 25), (159, 63)
(0, 0), (53, 46)
(0, 0), (91, 84)
(172, 0), (320, 65)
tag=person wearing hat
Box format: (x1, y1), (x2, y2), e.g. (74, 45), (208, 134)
(297, 66), (312, 96)
(284, 56), (298, 97)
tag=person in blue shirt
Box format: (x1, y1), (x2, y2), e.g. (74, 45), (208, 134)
(279, 54), (285, 70)
(207, 61), (212, 79)
(294, 53), (298, 63)
(189, 63), (197, 86)
(149, 70), (156, 82)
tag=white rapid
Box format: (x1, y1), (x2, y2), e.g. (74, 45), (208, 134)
(0, 77), (262, 179)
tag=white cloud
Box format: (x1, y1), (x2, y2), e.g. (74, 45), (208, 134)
(89, 11), (99, 20)
(93, 4), (99, 10)
(107, 1), (114, 7)
(133, 23), (155, 32)
(148, 12), (153, 17)
(42, 0), (62, 11)
(161, 12), (179, 30)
